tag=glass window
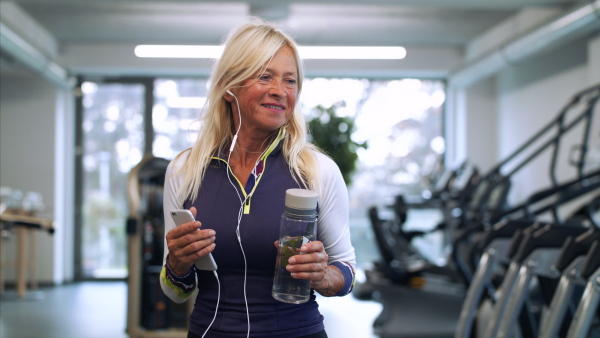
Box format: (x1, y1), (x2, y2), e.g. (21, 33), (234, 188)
(152, 78), (209, 159)
(301, 78), (446, 268)
(149, 77), (446, 269)
(77, 76), (445, 278)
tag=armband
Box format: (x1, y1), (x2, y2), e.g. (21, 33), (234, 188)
(331, 261), (355, 296)
(166, 261), (195, 280)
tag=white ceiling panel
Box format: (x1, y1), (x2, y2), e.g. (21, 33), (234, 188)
(1, 0), (596, 80)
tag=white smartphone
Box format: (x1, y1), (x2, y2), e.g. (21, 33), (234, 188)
(170, 209), (218, 271)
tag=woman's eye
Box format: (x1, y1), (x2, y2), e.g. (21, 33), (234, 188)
(259, 75), (270, 81)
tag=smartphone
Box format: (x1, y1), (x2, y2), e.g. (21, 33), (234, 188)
(170, 209), (218, 271)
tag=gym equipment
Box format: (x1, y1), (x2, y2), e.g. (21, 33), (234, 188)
(126, 154), (191, 338)
(538, 229), (600, 338)
(456, 171), (599, 338)
(566, 246), (600, 338)
(488, 223), (589, 338)
(455, 219), (541, 338)
(365, 84), (600, 338)
(372, 282), (465, 338)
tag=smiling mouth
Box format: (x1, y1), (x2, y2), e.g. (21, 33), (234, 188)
(263, 104), (285, 110)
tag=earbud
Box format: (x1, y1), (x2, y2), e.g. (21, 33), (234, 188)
(227, 89), (241, 153)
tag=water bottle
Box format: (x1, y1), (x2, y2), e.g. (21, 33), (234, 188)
(272, 188), (318, 304)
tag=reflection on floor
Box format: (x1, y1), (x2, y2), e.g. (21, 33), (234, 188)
(0, 281), (381, 338)
(318, 291), (382, 338)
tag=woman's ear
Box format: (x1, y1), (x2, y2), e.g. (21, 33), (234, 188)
(223, 89), (235, 103)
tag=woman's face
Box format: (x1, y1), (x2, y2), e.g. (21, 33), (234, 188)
(228, 45), (298, 138)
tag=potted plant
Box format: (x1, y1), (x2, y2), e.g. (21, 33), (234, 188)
(307, 102), (367, 185)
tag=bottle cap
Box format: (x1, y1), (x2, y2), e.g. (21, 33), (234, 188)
(285, 189), (318, 216)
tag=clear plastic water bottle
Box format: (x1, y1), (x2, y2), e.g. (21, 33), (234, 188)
(272, 188), (318, 304)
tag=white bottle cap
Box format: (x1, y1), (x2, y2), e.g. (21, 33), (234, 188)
(285, 189), (318, 216)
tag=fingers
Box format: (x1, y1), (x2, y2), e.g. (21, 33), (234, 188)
(286, 241), (328, 280)
(168, 229), (216, 256)
(190, 206), (197, 218)
(166, 213), (215, 274)
(166, 220), (203, 240)
(288, 241), (327, 264)
(167, 232), (216, 275)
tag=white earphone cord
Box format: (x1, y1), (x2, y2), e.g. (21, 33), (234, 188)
(226, 90), (251, 338)
(201, 271), (220, 338)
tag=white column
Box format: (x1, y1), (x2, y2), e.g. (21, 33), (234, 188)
(53, 86), (76, 284)
(588, 35), (600, 85)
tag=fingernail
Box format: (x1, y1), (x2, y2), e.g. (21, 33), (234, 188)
(301, 246), (307, 252)
(209, 230), (216, 236)
(288, 257), (296, 264)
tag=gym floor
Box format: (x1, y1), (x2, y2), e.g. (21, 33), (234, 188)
(0, 280), (381, 338)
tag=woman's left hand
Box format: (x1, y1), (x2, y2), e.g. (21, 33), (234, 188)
(286, 241), (328, 286)
(285, 241), (344, 296)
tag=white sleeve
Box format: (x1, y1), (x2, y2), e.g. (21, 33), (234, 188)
(315, 152), (357, 268)
(159, 150), (197, 303)
(162, 151), (189, 265)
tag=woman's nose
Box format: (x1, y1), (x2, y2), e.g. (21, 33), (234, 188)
(268, 79), (286, 98)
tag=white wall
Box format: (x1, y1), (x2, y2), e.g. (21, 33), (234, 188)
(496, 37), (594, 206)
(0, 70), (58, 284)
(464, 78), (498, 174)
(445, 74), (499, 174)
(447, 33), (598, 225)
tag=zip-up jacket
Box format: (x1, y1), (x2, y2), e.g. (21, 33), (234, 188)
(160, 134), (356, 337)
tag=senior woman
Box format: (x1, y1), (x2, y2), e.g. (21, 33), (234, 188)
(160, 18), (356, 338)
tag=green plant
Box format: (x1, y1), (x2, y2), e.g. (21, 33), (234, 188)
(308, 103), (367, 185)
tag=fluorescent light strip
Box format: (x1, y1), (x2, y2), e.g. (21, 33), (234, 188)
(300, 46), (405, 59)
(135, 45), (223, 59)
(134, 45), (406, 60)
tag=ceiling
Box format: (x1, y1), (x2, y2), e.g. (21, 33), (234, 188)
(12, 1), (521, 46)
(1, 0), (598, 84)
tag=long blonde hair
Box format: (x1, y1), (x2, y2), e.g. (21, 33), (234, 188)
(177, 18), (322, 204)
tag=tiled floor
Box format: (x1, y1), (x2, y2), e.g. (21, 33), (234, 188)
(0, 281), (381, 338)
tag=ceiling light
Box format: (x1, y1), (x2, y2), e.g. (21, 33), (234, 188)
(135, 45), (223, 59)
(134, 45), (406, 60)
(299, 46), (406, 59)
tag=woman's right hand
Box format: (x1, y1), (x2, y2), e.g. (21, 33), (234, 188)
(165, 207), (216, 275)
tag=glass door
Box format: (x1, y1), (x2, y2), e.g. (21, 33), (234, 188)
(76, 81), (146, 279)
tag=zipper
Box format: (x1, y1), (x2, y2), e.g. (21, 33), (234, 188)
(212, 127), (285, 214)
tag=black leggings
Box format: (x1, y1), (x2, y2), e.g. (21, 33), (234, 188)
(188, 329), (328, 338)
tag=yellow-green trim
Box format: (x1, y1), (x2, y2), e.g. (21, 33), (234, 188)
(160, 267), (195, 299)
(211, 127), (286, 214)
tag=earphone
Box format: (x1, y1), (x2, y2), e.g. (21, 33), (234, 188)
(202, 88), (250, 338)
(227, 90), (241, 153)
(225, 88), (251, 338)
(218, 89), (286, 338)
(204, 90), (285, 338)
(202, 271), (220, 338)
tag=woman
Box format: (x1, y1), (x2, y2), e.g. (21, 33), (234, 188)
(160, 18), (356, 338)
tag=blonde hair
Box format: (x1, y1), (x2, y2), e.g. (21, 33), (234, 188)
(177, 18), (322, 204)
